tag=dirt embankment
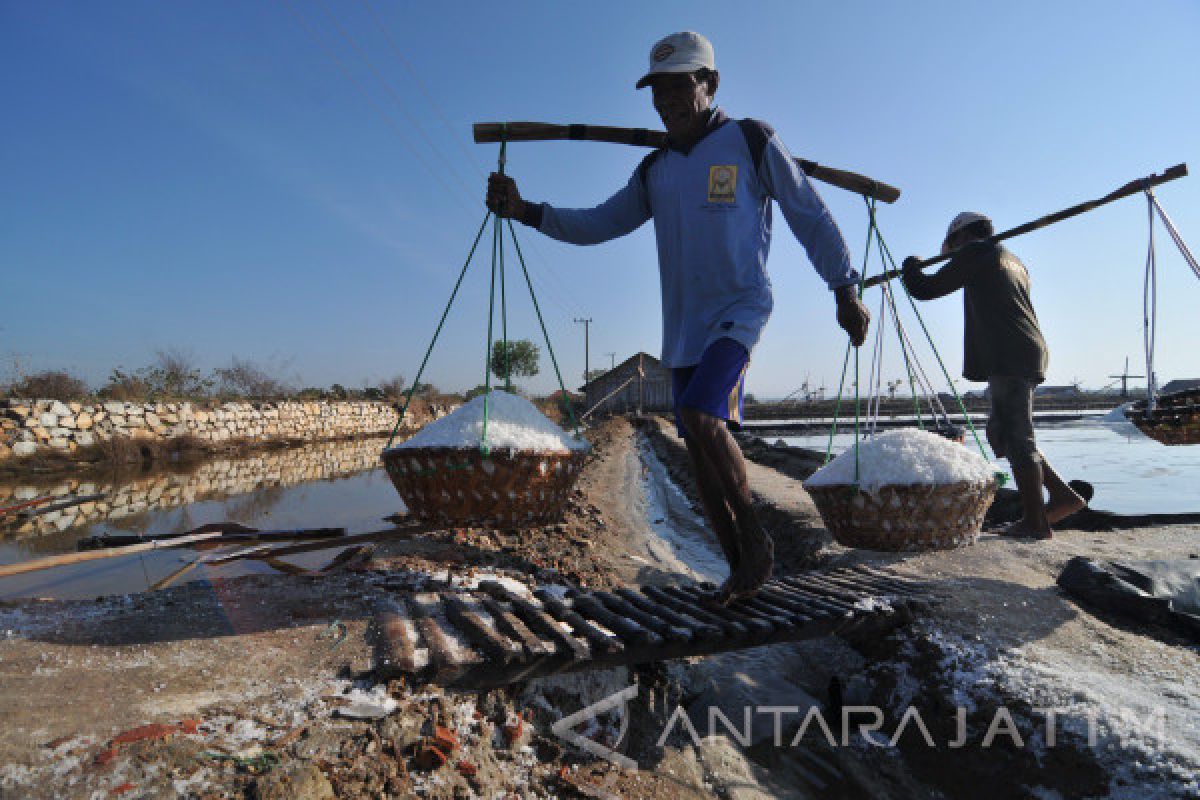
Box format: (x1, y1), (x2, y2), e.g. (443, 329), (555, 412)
(0, 417), (706, 799)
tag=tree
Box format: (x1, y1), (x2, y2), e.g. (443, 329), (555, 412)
(99, 349), (211, 401)
(489, 340), (540, 385)
(8, 370), (90, 401)
(213, 357), (289, 399)
(464, 384), (490, 401)
(378, 374), (407, 400)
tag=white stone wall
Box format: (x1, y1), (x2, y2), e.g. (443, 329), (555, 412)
(0, 398), (451, 460)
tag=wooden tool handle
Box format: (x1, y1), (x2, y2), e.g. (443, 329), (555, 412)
(474, 121), (901, 204)
(795, 159), (901, 204)
(861, 162), (1189, 289)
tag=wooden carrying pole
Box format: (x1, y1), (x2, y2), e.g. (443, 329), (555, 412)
(862, 163), (1189, 289)
(0, 531), (230, 579)
(474, 122), (902, 204)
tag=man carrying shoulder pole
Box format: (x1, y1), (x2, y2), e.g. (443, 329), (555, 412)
(902, 214), (1085, 539)
(486, 31), (869, 601)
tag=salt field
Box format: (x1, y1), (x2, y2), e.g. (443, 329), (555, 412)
(4, 412), (1197, 602)
(783, 415), (1200, 515)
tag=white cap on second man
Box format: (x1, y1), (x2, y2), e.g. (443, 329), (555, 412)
(635, 32), (715, 89)
(946, 211), (992, 239)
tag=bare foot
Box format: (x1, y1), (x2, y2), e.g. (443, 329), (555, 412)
(1001, 518), (1052, 540)
(726, 529), (775, 598)
(1046, 492), (1086, 525)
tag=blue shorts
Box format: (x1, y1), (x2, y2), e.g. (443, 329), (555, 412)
(672, 338), (750, 439)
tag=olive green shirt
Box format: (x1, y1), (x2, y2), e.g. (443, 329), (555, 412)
(902, 242), (1048, 383)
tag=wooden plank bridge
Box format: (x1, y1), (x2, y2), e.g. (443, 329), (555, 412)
(373, 564), (936, 688)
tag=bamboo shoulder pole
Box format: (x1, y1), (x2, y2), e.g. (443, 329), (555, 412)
(474, 121), (902, 204)
(0, 531), (229, 579)
(862, 163), (1188, 289)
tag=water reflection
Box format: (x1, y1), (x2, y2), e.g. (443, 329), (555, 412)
(0, 437), (407, 600)
(1, 437), (391, 541)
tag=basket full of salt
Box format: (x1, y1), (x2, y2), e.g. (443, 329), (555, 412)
(803, 428), (998, 551)
(382, 390), (590, 528)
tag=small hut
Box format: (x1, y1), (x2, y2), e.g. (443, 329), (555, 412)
(580, 352), (671, 418)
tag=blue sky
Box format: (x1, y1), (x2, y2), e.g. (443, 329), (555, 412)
(3, 1), (1198, 397)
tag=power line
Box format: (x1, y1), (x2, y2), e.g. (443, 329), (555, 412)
(278, 0), (475, 217)
(311, 0), (479, 205)
(357, 0), (488, 180)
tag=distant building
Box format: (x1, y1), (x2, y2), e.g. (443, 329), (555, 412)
(1160, 379), (1200, 395)
(579, 352), (672, 417)
(1034, 385), (1083, 398)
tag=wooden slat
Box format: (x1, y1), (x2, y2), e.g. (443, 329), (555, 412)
(534, 592), (624, 655)
(566, 593), (663, 647)
(441, 593), (523, 664)
(731, 593), (813, 624)
(753, 587), (826, 621)
(845, 565), (932, 595)
(782, 574), (881, 606)
(763, 578), (859, 618)
(616, 588), (723, 641)
(411, 592), (475, 682)
(805, 570), (922, 602)
(594, 590), (691, 643)
(667, 585), (784, 634)
(373, 598), (418, 678)
(641, 586), (747, 639)
(478, 595), (557, 658)
(477, 581), (591, 661)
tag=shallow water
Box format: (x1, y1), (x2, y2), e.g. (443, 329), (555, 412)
(0, 438), (405, 600)
(783, 417), (1200, 515)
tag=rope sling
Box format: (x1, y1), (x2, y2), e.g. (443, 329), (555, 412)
(824, 197), (1001, 487)
(1141, 187), (1200, 414)
(384, 131), (582, 456)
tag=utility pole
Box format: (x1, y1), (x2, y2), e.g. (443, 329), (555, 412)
(574, 318), (592, 383)
(604, 352), (616, 371)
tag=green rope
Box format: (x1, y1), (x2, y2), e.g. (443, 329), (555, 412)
(853, 337), (861, 484)
(497, 142), (511, 392)
(868, 217), (923, 428)
(480, 209), (500, 456)
(873, 230), (989, 460)
(478, 137), (510, 456)
(507, 220), (582, 436)
(385, 213), (491, 448)
(824, 342), (852, 463)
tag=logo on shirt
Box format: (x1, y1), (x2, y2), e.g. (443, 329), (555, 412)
(707, 165), (738, 203)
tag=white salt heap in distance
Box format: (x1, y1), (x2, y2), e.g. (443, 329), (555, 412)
(391, 390), (589, 453)
(804, 428), (994, 493)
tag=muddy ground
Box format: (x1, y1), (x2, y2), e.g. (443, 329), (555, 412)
(1, 415), (1198, 799)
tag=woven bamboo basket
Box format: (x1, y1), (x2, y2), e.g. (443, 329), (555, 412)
(1129, 389), (1200, 446)
(807, 478), (998, 552)
(381, 446), (589, 528)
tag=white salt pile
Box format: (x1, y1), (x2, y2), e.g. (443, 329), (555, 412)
(804, 428), (994, 493)
(391, 390), (589, 453)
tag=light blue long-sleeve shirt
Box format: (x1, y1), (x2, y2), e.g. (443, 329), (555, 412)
(528, 110), (859, 368)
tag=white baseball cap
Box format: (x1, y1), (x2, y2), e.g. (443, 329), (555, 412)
(946, 211), (992, 239)
(635, 32), (716, 89)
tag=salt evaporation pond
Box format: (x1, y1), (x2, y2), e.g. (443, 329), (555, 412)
(783, 416), (1200, 515)
(0, 437), (405, 601)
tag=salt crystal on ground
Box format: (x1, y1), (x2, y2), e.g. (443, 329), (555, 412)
(804, 428), (994, 493)
(390, 390), (589, 453)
